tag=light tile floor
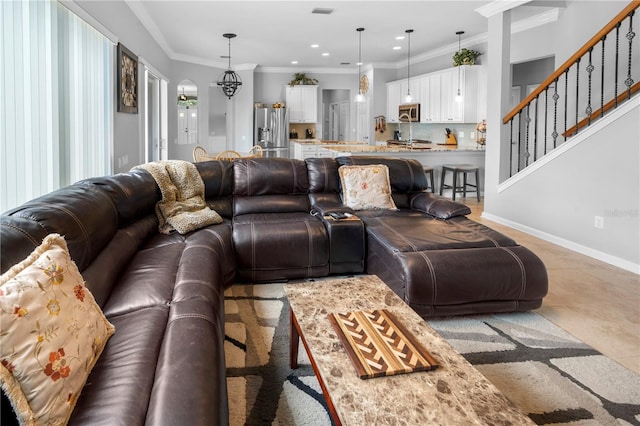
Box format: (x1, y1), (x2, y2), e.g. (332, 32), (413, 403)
(461, 197), (640, 375)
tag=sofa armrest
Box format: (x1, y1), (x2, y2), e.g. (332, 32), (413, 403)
(309, 199), (355, 218)
(409, 192), (471, 219)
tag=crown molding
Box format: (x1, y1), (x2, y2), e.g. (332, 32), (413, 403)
(124, 0), (174, 57)
(512, 8), (562, 33)
(474, 0), (532, 18)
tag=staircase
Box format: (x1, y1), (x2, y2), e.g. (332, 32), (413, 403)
(503, 1), (639, 179)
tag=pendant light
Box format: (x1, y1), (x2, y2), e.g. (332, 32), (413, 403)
(217, 33), (242, 99)
(354, 27), (366, 103)
(455, 30), (464, 103)
(404, 29), (414, 104)
(177, 87), (188, 103)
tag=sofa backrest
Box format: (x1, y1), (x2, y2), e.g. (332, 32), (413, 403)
(195, 160), (234, 218)
(335, 156), (429, 208)
(232, 158), (310, 216)
(0, 182), (121, 274)
(305, 157), (343, 208)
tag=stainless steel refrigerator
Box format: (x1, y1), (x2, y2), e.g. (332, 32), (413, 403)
(254, 104), (289, 158)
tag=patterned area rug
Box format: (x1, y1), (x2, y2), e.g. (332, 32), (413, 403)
(224, 282), (640, 426)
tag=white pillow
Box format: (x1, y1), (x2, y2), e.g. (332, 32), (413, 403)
(338, 164), (397, 211)
(0, 234), (115, 425)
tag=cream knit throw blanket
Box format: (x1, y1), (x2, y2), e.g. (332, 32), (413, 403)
(134, 160), (223, 234)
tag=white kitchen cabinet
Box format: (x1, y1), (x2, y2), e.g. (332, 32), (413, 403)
(440, 67), (464, 122)
(386, 66), (485, 124)
(386, 81), (403, 123)
(418, 74), (441, 122)
(387, 79), (421, 123)
(292, 142), (337, 160)
(286, 85), (318, 123)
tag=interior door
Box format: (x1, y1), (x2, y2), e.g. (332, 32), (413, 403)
(146, 72), (160, 162)
(144, 69), (168, 162)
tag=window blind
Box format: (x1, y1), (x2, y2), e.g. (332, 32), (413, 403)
(1, 0), (112, 212)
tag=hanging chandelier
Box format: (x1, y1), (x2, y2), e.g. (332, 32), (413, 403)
(217, 33), (242, 99)
(455, 30), (464, 103)
(354, 27), (366, 103)
(404, 29), (414, 103)
(177, 87), (188, 103)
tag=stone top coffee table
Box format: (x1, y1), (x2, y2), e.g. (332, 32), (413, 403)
(284, 275), (534, 425)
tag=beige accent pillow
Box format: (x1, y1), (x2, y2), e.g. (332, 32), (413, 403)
(0, 234), (115, 425)
(338, 165), (397, 211)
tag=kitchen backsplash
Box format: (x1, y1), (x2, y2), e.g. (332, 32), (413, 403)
(289, 123), (316, 139)
(379, 122), (482, 148)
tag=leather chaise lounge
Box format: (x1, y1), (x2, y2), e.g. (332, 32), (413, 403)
(0, 156), (547, 425)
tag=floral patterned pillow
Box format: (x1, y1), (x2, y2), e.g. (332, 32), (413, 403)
(0, 234), (115, 425)
(338, 165), (397, 211)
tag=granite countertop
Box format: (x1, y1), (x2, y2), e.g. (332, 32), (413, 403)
(328, 144), (484, 153)
(290, 139), (367, 145)
(291, 139), (484, 152)
(284, 275), (534, 425)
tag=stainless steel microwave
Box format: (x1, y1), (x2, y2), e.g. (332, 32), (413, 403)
(398, 103), (420, 122)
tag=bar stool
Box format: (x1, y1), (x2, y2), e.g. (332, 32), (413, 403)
(439, 164), (480, 201)
(423, 166), (435, 192)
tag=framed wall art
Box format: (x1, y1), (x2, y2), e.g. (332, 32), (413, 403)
(117, 43), (138, 114)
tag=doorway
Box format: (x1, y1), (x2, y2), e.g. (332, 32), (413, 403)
(144, 69), (168, 162)
(322, 89), (350, 141)
(329, 101), (349, 141)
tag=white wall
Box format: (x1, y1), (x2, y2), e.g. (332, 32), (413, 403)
(484, 0), (639, 272)
(485, 100), (639, 270)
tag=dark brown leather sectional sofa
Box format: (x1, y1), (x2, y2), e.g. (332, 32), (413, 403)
(0, 156), (547, 425)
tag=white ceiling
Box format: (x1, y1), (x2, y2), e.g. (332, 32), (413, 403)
(126, 0), (502, 71)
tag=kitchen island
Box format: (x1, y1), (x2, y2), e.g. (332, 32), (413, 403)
(291, 140), (486, 195)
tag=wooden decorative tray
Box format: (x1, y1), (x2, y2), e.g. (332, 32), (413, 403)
(328, 309), (439, 379)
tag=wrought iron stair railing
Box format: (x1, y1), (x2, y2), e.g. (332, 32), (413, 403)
(503, 1), (639, 178)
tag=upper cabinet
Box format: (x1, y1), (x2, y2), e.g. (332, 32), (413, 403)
(386, 79), (420, 123)
(286, 85), (318, 123)
(418, 73), (442, 122)
(386, 81), (403, 122)
(386, 66), (486, 124)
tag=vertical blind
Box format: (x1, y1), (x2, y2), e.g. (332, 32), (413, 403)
(1, 0), (112, 212)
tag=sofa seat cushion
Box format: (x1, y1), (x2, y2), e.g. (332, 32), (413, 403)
(101, 221), (234, 318)
(358, 212), (548, 317)
(360, 213), (517, 252)
(146, 298), (228, 425)
(233, 213), (329, 281)
(69, 306), (168, 425)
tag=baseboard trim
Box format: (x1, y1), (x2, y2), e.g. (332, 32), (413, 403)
(481, 212), (640, 275)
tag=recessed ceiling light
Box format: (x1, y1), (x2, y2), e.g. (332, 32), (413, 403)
(393, 46), (402, 50)
(356, 62), (363, 66)
(311, 44), (319, 48)
(291, 60), (298, 64)
(395, 36), (405, 40)
(322, 52), (330, 56)
(311, 8), (334, 14)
